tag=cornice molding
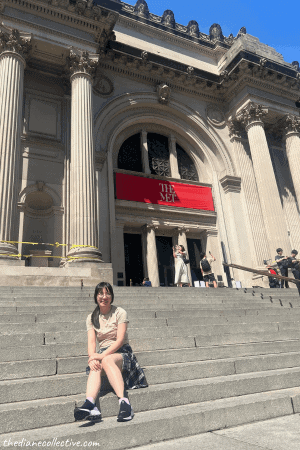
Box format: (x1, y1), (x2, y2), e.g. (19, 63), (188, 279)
(1, 0), (119, 42)
(117, 15), (225, 60)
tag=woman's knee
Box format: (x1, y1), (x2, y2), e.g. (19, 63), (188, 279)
(101, 355), (117, 367)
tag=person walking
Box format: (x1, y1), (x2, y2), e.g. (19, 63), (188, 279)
(200, 251), (217, 288)
(287, 250), (300, 296)
(173, 245), (190, 287)
(275, 248), (289, 288)
(74, 281), (147, 423)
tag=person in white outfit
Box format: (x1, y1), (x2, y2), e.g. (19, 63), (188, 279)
(173, 245), (190, 287)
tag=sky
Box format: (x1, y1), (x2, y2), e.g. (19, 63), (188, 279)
(125, 0), (300, 65)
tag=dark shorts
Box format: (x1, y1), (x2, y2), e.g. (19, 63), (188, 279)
(203, 273), (216, 283)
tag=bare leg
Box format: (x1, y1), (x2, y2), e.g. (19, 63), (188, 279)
(101, 354), (124, 398)
(205, 282), (209, 288)
(86, 368), (102, 400)
(213, 281), (218, 288)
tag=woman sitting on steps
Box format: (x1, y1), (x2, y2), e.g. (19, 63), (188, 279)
(74, 281), (148, 423)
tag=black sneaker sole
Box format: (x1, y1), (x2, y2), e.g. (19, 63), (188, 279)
(74, 408), (101, 422)
(117, 410), (134, 422)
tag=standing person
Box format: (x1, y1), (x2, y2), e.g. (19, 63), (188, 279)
(173, 245), (190, 287)
(275, 248), (289, 288)
(287, 250), (300, 296)
(74, 282), (147, 423)
(200, 251), (217, 288)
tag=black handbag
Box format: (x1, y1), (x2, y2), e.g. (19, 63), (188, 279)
(183, 258), (190, 265)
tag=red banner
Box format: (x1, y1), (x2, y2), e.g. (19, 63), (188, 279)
(115, 173), (214, 211)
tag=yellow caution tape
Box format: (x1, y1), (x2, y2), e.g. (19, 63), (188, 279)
(0, 240), (99, 259)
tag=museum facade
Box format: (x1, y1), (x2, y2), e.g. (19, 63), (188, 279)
(0, 0), (300, 287)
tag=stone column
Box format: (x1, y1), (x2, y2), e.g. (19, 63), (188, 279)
(52, 207), (64, 267)
(142, 224), (160, 287)
(0, 29), (31, 262)
(283, 114), (300, 208)
(237, 103), (290, 254)
(141, 130), (151, 174)
(228, 119), (270, 266)
(66, 49), (102, 265)
(177, 227), (191, 284)
(169, 135), (180, 179)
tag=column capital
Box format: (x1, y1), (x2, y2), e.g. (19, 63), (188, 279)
(283, 114), (300, 138)
(0, 28), (31, 62)
(142, 223), (158, 232)
(177, 226), (189, 234)
(236, 102), (268, 132)
(227, 119), (245, 141)
(68, 49), (99, 80)
(169, 135), (176, 144)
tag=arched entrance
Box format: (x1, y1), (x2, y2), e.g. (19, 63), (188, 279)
(94, 93), (249, 286)
(18, 182), (64, 267)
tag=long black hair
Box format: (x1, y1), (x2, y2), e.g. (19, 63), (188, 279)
(91, 282), (114, 329)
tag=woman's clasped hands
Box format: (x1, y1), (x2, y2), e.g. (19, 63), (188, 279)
(88, 352), (102, 371)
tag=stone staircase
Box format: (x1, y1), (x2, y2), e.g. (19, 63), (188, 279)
(1, 286), (300, 449)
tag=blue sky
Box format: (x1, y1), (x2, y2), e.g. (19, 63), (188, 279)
(125, 0), (300, 65)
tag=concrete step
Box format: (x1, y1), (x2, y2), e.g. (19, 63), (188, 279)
(0, 318), (168, 333)
(2, 337), (300, 365)
(1, 369), (300, 434)
(4, 312), (300, 333)
(3, 327), (300, 351)
(2, 387), (298, 449)
(3, 346), (300, 382)
(1, 306), (298, 325)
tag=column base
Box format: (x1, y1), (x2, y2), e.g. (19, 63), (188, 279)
(64, 246), (103, 268)
(0, 242), (21, 264)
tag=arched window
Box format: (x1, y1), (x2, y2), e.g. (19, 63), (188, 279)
(176, 144), (199, 181)
(118, 133), (143, 172)
(147, 133), (170, 177)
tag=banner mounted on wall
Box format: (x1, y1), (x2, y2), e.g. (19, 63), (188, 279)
(115, 173), (214, 211)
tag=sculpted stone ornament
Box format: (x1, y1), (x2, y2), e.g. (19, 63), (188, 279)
(93, 72), (113, 96)
(187, 20), (199, 37)
(292, 61), (299, 72)
(141, 50), (148, 61)
(186, 66), (194, 76)
(68, 49), (98, 78)
(284, 114), (300, 135)
(206, 104), (225, 128)
(0, 28), (31, 59)
(157, 83), (171, 104)
(161, 10), (175, 28)
(236, 26), (246, 38)
(98, 29), (115, 50)
(134, 0), (150, 18)
(209, 23), (223, 41)
(227, 119), (247, 140)
(237, 103), (268, 130)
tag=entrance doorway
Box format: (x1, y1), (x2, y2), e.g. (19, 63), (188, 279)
(187, 238), (203, 286)
(156, 236), (174, 286)
(124, 233), (144, 286)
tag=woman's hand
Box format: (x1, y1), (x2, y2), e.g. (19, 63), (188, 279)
(88, 352), (102, 363)
(88, 359), (102, 371)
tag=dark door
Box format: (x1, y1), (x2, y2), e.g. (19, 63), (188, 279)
(124, 233), (144, 286)
(187, 238), (203, 286)
(156, 236), (174, 286)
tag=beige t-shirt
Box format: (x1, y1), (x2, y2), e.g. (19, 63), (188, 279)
(86, 305), (129, 349)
